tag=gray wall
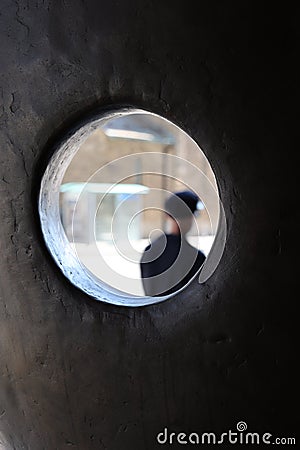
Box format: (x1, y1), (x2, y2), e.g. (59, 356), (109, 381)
(0, 1), (297, 449)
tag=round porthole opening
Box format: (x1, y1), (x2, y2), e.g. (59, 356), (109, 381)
(39, 107), (226, 306)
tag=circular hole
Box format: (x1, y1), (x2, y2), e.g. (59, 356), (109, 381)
(39, 107), (226, 306)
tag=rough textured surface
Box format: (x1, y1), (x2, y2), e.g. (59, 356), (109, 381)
(0, 1), (298, 449)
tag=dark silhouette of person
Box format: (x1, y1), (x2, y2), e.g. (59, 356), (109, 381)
(140, 190), (206, 296)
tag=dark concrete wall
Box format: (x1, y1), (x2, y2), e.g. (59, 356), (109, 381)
(0, 1), (298, 449)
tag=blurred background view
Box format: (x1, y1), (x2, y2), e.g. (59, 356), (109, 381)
(59, 112), (219, 295)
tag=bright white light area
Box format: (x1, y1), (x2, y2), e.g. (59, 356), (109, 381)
(104, 129), (156, 141)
